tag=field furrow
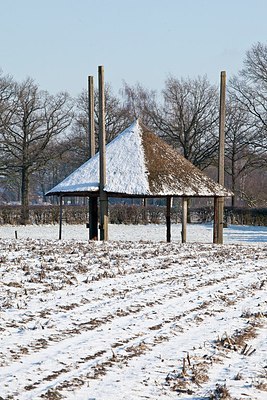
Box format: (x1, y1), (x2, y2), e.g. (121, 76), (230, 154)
(0, 239), (266, 399)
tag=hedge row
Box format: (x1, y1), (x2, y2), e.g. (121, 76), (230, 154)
(224, 206), (267, 226)
(0, 204), (173, 225)
(0, 204), (266, 226)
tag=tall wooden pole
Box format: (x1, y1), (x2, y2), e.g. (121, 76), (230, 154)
(88, 76), (98, 240)
(181, 197), (188, 243)
(166, 196), (171, 242)
(218, 71), (226, 186)
(98, 66), (108, 241)
(143, 197), (148, 223)
(59, 195), (63, 240)
(88, 76), (95, 158)
(214, 71), (226, 244)
(213, 197), (219, 243)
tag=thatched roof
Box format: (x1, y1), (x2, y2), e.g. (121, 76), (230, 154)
(46, 120), (231, 198)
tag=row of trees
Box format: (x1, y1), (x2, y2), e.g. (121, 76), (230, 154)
(1, 42), (266, 223)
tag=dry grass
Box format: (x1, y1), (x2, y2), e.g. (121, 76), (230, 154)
(165, 371), (194, 394)
(40, 389), (64, 399)
(254, 368), (267, 392)
(215, 322), (261, 354)
(192, 362), (210, 385)
(209, 384), (232, 399)
(255, 381), (267, 391)
(165, 354), (210, 394)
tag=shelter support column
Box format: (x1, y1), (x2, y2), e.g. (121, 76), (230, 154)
(89, 197), (98, 240)
(216, 71), (226, 244)
(98, 65), (108, 241)
(213, 196), (225, 244)
(217, 197), (224, 244)
(143, 198), (148, 223)
(88, 75), (98, 240)
(99, 195), (108, 241)
(166, 196), (171, 242)
(181, 197), (188, 243)
(213, 197), (219, 244)
(59, 195), (63, 240)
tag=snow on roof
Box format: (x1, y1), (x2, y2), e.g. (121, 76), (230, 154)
(46, 120), (231, 197)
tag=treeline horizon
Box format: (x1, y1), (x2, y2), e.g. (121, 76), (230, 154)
(0, 42), (266, 224)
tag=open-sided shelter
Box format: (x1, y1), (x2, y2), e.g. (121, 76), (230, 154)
(46, 120), (232, 241)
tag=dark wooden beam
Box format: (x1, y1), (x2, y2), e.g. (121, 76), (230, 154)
(88, 75), (98, 240)
(98, 66), (108, 241)
(59, 195), (63, 240)
(181, 197), (188, 243)
(166, 196), (171, 242)
(214, 71), (226, 244)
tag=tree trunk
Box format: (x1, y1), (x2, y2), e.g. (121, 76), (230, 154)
(20, 167), (30, 224)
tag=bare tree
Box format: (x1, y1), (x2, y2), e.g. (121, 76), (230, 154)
(73, 83), (130, 161)
(0, 72), (14, 175)
(230, 42), (267, 151)
(149, 75), (219, 169)
(94, 83), (130, 143)
(238, 169), (267, 207)
(0, 70), (14, 105)
(224, 96), (261, 206)
(0, 78), (74, 223)
(36, 137), (85, 202)
(241, 42), (267, 84)
(227, 42), (267, 207)
(120, 81), (157, 127)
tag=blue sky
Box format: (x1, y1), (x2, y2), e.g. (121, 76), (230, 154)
(1, 0), (266, 96)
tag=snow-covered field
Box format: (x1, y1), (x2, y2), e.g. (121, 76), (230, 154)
(0, 224), (266, 399)
(1, 222), (267, 243)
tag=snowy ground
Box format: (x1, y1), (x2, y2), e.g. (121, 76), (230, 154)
(1, 222), (267, 243)
(0, 224), (266, 399)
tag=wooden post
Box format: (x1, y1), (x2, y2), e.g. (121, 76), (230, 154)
(181, 197), (188, 243)
(88, 76), (95, 159)
(217, 71), (226, 244)
(59, 195), (63, 240)
(213, 196), (218, 243)
(88, 75), (98, 240)
(143, 197), (148, 223)
(98, 66), (108, 241)
(166, 196), (171, 242)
